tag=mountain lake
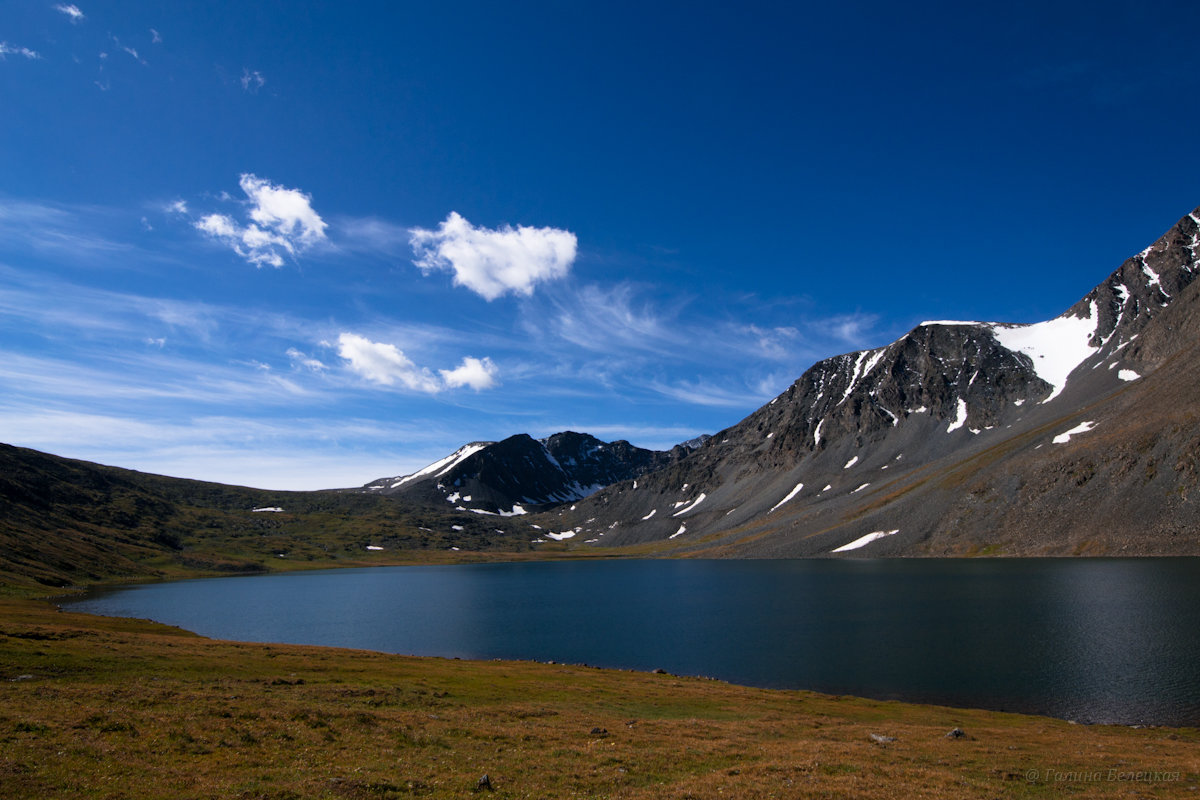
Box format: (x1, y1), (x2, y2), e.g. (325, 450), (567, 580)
(65, 557), (1200, 726)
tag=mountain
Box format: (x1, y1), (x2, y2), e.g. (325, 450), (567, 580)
(359, 431), (689, 514)
(540, 205), (1200, 556)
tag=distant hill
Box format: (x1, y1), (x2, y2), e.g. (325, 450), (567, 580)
(0, 444), (531, 589)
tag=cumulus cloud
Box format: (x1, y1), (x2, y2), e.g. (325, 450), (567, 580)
(193, 174), (328, 267)
(0, 42), (41, 60)
(54, 3), (85, 23)
(440, 356), (499, 390)
(410, 212), (576, 300)
(336, 333), (498, 393)
(336, 333), (441, 392)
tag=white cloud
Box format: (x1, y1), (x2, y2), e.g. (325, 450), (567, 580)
(440, 356), (499, 391)
(0, 42), (42, 60)
(193, 174), (328, 268)
(336, 333), (441, 393)
(410, 211), (576, 300)
(240, 174), (325, 245)
(241, 68), (265, 92)
(54, 3), (85, 23)
(150, 29), (162, 44)
(336, 333), (499, 394)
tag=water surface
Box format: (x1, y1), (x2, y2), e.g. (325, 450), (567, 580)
(67, 558), (1200, 726)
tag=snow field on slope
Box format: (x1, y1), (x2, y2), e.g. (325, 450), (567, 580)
(990, 308), (1099, 403)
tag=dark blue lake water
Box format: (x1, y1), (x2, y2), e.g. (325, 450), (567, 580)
(66, 558), (1200, 726)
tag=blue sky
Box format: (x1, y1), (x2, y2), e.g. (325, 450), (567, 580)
(2, 1), (1198, 489)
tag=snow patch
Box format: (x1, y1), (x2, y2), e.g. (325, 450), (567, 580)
(1118, 369), (1140, 381)
(821, 484), (832, 493)
(770, 483), (804, 513)
(946, 398), (968, 433)
(366, 545), (383, 551)
(251, 507), (283, 513)
(393, 443), (489, 489)
(546, 530), (576, 541)
(499, 505), (527, 516)
(813, 419), (824, 447)
(832, 529), (900, 553)
(843, 456), (859, 469)
(991, 309), (1099, 403)
(1143, 260), (1170, 297)
(1052, 420), (1097, 444)
(672, 493), (708, 517)
(641, 509), (657, 520)
(451, 525), (464, 531)
(766, 431), (775, 439)
(839, 349), (884, 405)
(669, 524), (687, 539)
(851, 483), (870, 494)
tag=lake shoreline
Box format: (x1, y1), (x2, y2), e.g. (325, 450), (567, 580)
(2, 592), (1197, 799)
(58, 555), (1200, 728)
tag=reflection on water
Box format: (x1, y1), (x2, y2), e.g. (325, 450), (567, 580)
(66, 558), (1200, 726)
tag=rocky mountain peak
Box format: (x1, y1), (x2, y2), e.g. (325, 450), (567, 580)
(546, 204), (1200, 556)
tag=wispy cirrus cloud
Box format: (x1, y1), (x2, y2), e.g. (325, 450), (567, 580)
(194, 174), (328, 267)
(518, 280), (886, 408)
(647, 378), (777, 409)
(0, 42), (41, 60)
(410, 212), (577, 300)
(0, 198), (138, 262)
(54, 3), (85, 23)
(546, 283), (683, 355)
(0, 405), (459, 490)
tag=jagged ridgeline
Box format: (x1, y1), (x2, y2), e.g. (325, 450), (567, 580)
(537, 205), (1200, 556)
(358, 432), (702, 514)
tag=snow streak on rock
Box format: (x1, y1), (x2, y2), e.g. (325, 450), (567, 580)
(832, 529), (900, 552)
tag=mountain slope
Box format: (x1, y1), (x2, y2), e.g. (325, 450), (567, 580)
(360, 431), (689, 515)
(542, 205), (1200, 556)
(0, 444), (534, 589)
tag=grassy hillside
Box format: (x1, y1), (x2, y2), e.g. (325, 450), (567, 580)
(1, 597), (1196, 799)
(0, 443), (533, 591)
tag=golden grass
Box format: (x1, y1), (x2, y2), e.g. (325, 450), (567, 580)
(1, 597), (1197, 799)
